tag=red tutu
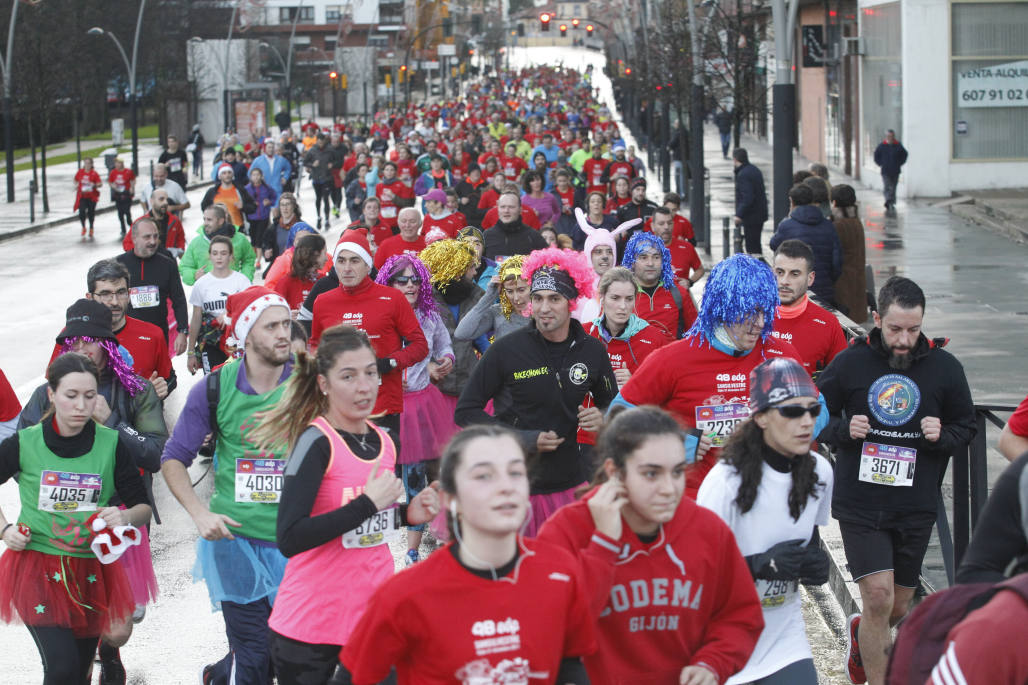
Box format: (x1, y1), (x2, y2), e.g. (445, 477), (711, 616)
(399, 385), (459, 464)
(0, 549), (135, 637)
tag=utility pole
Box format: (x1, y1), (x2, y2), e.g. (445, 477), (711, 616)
(2, 0), (20, 202)
(771, 0), (799, 227)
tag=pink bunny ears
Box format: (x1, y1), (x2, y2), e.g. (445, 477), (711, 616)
(576, 207), (642, 259)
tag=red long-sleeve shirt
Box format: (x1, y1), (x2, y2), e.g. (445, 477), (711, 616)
(537, 491), (764, 685)
(309, 277), (428, 416)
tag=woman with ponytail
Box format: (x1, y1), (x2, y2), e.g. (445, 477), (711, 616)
(343, 425), (597, 684)
(696, 357), (833, 685)
(250, 324), (440, 685)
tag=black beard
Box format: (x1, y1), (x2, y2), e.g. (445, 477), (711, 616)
(887, 349), (913, 370)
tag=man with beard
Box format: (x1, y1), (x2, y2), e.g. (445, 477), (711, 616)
(482, 192), (548, 261)
(621, 232), (697, 341)
(116, 218), (189, 355)
(771, 239), (846, 377)
(161, 287), (294, 684)
(124, 188), (186, 258)
(815, 276), (975, 685)
(138, 163), (190, 217)
(179, 204), (257, 285)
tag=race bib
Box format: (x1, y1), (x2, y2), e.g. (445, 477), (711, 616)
(380, 205), (397, 218)
(695, 404), (749, 447)
(114, 181), (126, 192)
(129, 285), (160, 309)
(39, 471), (102, 513)
(342, 507), (401, 549)
(167, 158), (182, 172)
(756, 578), (799, 609)
(858, 442), (916, 487)
(234, 458), (285, 503)
(80, 181), (94, 192)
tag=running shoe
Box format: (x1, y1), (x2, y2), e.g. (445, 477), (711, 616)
(405, 549), (419, 567)
(89, 228), (95, 241)
(845, 613), (867, 684)
(317, 218), (323, 230)
(332, 207), (340, 218)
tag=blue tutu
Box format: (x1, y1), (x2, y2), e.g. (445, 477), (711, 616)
(192, 535), (288, 610)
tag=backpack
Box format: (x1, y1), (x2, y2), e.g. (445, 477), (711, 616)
(206, 367), (221, 437)
(667, 285), (686, 339)
(885, 573), (1028, 684)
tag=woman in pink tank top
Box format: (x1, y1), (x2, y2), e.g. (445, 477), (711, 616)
(251, 325), (440, 684)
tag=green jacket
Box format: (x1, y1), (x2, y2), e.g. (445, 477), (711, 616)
(179, 223), (256, 285)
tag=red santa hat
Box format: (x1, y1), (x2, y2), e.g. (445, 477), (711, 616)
(223, 286), (289, 349)
(217, 162), (234, 176)
(333, 229), (374, 268)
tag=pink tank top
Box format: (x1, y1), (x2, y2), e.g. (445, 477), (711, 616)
(269, 416), (398, 646)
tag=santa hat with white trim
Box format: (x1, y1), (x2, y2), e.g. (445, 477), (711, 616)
(333, 229), (374, 268)
(223, 286), (289, 349)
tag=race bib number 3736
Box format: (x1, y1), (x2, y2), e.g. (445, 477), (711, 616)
(234, 459), (285, 503)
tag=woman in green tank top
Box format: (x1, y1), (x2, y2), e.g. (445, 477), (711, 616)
(0, 354), (151, 684)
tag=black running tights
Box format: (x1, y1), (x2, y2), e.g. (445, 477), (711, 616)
(26, 625), (97, 684)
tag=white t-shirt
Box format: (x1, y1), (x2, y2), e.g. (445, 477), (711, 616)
(189, 271), (251, 320)
(697, 452), (833, 684)
(138, 178), (187, 207)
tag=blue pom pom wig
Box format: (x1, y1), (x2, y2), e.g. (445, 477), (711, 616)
(684, 253), (779, 344)
(621, 232), (675, 291)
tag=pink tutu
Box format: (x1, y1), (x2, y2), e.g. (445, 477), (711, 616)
(399, 385), (459, 464)
(117, 525), (158, 607)
(525, 485), (583, 538)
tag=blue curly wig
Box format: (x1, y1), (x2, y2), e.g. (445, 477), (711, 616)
(621, 232), (674, 290)
(684, 254), (779, 344)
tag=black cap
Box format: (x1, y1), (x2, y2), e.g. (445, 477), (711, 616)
(56, 299), (115, 344)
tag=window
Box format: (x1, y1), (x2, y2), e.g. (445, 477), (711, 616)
(951, 2), (1028, 159)
(859, 3), (902, 164)
(326, 5), (341, 22)
(279, 6), (314, 23)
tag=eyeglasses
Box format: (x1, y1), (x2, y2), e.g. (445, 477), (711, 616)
(92, 288), (129, 301)
(390, 276), (422, 286)
(773, 404), (822, 419)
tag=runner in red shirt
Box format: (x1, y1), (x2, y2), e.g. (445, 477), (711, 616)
(499, 142), (528, 182)
(342, 425), (598, 683)
(999, 393), (1028, 461)
(622, 232), (697, 340)
(582, 147), (609, 195)
(537, 407), (764, 685)
(663, 192), (697, 244)
(375, 163), (414, 230)
(395, 146), (417, 187)
(273, 233), (327, 311)
(0, 367), (21, 440)
(74, 158), (103, 240)
(374, 208), (427, 270)
(604, 177), (632, 215)
(420, 189), (466, 239)
(347, 197), (394, 248)
(649, 208), (705, 288)
(108, 158), (136, 237)
(613, 254), (804, 498)
(770, 240), (847, 377)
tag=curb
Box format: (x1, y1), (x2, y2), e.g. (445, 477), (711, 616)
(949, 201), (1028, 244)
(0, 180), (215, 245)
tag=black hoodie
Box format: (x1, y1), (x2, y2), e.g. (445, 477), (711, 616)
(816, 328), (976, 524)
(482, 218), (548, 261)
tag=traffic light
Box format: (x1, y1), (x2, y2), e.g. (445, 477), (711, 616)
(572, 18), (580, 29)
(559, 24), (567, 37)
(540, 12), (551, 31)
(585, 24), (594, 35)
(398, 64), (407, 84)
(329, 71), (338, 89)
(625, 67), (632, 75)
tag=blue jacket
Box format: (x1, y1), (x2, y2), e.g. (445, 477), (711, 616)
(734, 162), (768, 224)
(770, 205), (843, 305)
(873, 140), (908, 178)
(248, 154), (292, 196)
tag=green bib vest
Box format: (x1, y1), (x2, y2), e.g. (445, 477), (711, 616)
(209, 358), (288, 542)
(18, 422), (118, 558)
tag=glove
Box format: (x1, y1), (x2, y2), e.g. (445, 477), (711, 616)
(799, 529), (830, 586)
(376, 358), (396, 376)
(746, 539), (807, 581)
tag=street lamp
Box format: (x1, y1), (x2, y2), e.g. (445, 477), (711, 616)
(88, 5), (146, 176)
(259, 42), (292, 130)
(2, 0), (21, 202)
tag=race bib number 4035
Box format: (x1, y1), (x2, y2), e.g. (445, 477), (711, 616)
(234, 459), (285, 503)
(39, 471), (102, 513)
(858, 442), (915, 487)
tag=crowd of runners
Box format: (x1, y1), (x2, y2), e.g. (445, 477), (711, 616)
(1, 61), (1027, 685)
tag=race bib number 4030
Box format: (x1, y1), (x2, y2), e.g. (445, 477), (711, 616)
(858, 442), (916, 487)
(234, 459), (285, 503)
(39, 471), (102, 513)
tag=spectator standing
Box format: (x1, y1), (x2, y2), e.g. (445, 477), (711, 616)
(873, 129), (907, 217)
(831, 184), (869, 323)
(769, 184), (843, 308)
(733, 148), (769, 256)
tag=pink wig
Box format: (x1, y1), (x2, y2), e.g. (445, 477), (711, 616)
(521, 247), (596, 310)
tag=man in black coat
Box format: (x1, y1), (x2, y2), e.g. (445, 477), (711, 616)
(732, 148), (769, 255)
(769, 184), (842, 307)
(873, 129), (908, 217)
(482, 192), (548, 260)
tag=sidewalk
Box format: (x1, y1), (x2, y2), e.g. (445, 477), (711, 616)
(0, 139), (207, 243)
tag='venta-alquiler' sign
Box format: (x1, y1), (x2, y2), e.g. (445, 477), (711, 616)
(956, 59), (1028, 108)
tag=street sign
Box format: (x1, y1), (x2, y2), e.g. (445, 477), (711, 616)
(438, 44), (456, 57)
(801, 26), (826, 68)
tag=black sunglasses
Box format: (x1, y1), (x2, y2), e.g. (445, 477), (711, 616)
(773, 404), (822, 419)
(390, 276), (422, 286)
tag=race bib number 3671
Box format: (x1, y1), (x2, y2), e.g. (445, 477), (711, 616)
(234, 459), (285, 503)
(39, 471), (102, 513)
(858, 442), (916, 487)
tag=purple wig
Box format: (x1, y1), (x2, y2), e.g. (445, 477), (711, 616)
(59, 336), (147, 396)
(374, 254), (437, 320)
